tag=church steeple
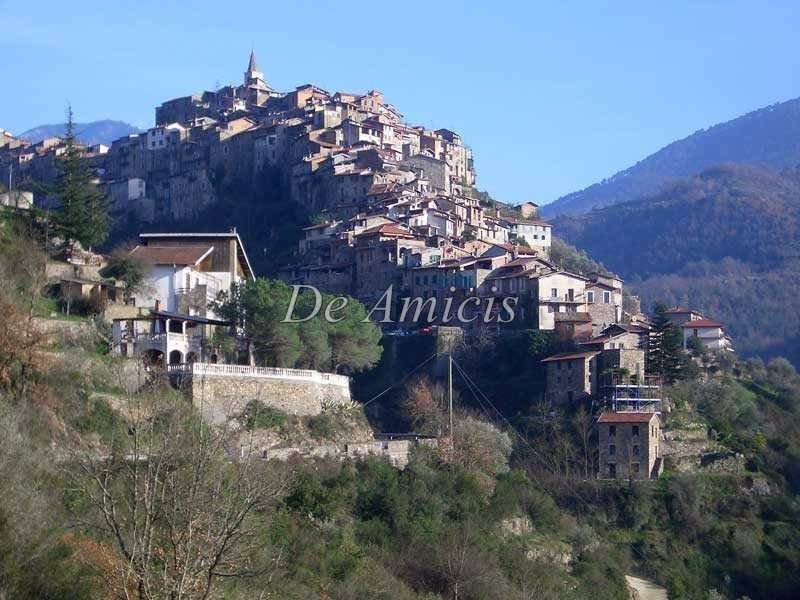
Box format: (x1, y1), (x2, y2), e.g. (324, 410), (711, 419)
(247, 50), (259, 74)
(244, 50), (264, 86)
(243, 50), (270, 106)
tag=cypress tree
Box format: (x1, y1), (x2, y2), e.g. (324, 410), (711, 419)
(649, 302), (688, 384)
(52, 106), (109, 249)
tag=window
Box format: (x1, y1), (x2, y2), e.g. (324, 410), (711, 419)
(551, 288), (558, 298)
(568, 361), (573, 370)
(633, 445), (640, 456)
(587, 291), (594, 303)
(609, 464), (617, 478)
(603, 291), (611, 303)
(632, 463), (640, 474)
(609, 425), (616, 437)
(609, 444), (616, 456)
(632, 425), (639, 436)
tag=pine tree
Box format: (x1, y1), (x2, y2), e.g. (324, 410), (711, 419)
(52, 106), (109, 249)
(648, 302), (688, 384)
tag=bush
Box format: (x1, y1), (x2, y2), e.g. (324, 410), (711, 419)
(241, 400), (287, 430)
(307, 413), (336, 440)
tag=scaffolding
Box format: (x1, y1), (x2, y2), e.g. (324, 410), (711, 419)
(600, 372), (662, 413)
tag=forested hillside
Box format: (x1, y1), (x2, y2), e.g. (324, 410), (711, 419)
(543, 96), (800, 217)
(552, 164), (800, 364)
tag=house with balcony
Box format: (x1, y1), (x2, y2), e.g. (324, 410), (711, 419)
(664, 307), (733, 352)
(680, 318), (734, 352)
(111, 231), (254, 367)
(478, 256), (588, 329)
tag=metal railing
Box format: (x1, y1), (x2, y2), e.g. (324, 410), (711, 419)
(166, 362), (350, 387)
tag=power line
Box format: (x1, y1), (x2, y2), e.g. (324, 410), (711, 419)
(361, 352), (440, 408)
(451, 357), (653, 566)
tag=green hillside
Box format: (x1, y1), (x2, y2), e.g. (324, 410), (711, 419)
(543, 97), (800, 217)
(553, 164), (800, 364)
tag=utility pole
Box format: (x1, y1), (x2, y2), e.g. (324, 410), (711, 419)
(448, 350), (454, 437)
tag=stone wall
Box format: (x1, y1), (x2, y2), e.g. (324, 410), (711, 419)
(258, 438), (438, 469)
(179, 363), (353, 425)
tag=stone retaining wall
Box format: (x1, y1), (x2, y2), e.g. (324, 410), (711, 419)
(257, 438), (438, 469)
(178, 363), (352, 424)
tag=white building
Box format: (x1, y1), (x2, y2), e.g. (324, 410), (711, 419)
(680, 318), (733, 352)
(112, 231), (254, 367)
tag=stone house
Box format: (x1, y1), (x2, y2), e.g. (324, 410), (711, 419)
(502, 217), (552, 256)
(541, 351), (600, 405)
(352, 224), (425, 305)
(585, 272), (623, 335)
(597, 412), (662, 480)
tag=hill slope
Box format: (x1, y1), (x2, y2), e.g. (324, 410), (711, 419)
(18, 120), (140, 146)
(543, 97), (800, 217)
(552, 164), (800, 364)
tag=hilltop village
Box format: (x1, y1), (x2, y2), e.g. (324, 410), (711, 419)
(0, 52), (736, 483)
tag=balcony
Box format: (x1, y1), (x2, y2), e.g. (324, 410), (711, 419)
(541, 293), (583, 304)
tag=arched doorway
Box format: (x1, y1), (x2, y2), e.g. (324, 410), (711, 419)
(142, 349), (164, 367)
(168, 350), (183, 365)
(209, 353), (218, 364)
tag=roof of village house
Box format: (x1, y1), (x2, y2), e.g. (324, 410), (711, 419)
(490, 242), (538, 255)
(587, 279), (618, 291)
(664, 307), (698, 314)
(503, 217), (551, 226)
(138, 232), (255, 278)
(597, 412), (659, 424)
(680, 318), (724, 328)
(554, 312), (592, 323)
(541, 350), (600, 362)
(601, 323), (649, 334)
(355, 223), (417, 238)
(130, 245), (214, 266)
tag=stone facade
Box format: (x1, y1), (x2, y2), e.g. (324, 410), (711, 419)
(177, 363), (352, 425)
(597, 412), (662, 480)
(542, 351), (600, 405)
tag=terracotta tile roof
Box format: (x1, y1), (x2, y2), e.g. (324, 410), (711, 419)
(355, 224), (416, 238)
(541, 350), (600, 362)
(680, 319), (723, 328)
(130, 245), (213, 266)
(597, 412), (659, 424)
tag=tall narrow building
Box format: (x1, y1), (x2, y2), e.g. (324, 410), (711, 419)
(244, 50), (270, 106)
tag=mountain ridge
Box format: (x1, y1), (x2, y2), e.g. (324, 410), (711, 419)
(552, 163), (800, 364)
(543, 96), (800, 217)
(16, 119), (140, 146)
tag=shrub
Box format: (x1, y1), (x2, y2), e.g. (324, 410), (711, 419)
(307, 413), (336, 440)
(241, 400), (287, 430)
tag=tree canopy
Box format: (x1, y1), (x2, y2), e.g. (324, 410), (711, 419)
(51, 107), (109, 249)
(212, 278), (382, 374)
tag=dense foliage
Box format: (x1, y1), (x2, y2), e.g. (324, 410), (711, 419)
(213, 277), (382, 373)
(553, 164), (800, 365)
(51, 107), (109, 249)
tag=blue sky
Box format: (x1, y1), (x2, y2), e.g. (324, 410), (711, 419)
(2, 1), (799, 204)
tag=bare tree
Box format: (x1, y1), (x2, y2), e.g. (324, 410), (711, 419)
(403, 374), (446, 434)
(72, 388), (287, 600)
(572, 407), (594, 480)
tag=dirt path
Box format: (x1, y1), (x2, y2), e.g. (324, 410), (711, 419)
(625, 575), (668, 600)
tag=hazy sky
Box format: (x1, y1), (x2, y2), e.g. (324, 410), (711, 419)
(2, 1), (799, 204)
